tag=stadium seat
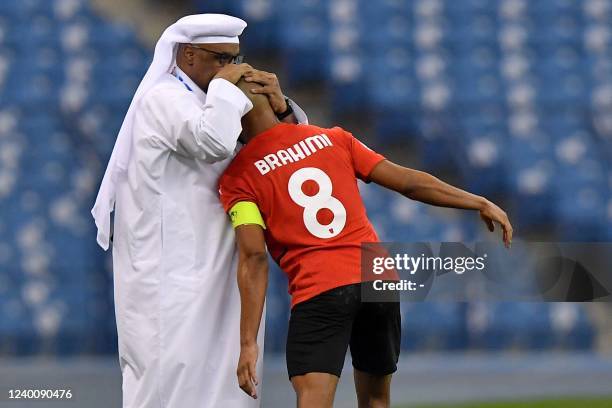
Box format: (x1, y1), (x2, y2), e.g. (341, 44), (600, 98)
(470, 303), (555, 350)
(402, 303), (467, 350)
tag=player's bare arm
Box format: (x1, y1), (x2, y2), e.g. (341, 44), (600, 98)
(235, 224), (268, 399)
(370, 160), (513, 248)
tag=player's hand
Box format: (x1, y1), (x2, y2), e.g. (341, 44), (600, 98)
(243, 69), (287, 114)
(214, 63), (254, 84)
(479, 199), (513, 248)
(237, 342), (259, 399)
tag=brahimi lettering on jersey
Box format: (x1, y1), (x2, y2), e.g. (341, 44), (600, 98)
(254, 133), (332, 175)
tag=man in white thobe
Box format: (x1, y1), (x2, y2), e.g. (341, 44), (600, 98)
(91, 14), (307, 408)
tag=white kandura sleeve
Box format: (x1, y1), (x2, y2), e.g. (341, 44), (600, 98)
(141, 78), (253, 162)
(287, 98), (309, 124)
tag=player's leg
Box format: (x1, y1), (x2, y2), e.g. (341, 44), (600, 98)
(353, 369), (392, 408)
(290, 372), (338, 408)
(350, 296), (401, 408)
(286, 284), (361, 408)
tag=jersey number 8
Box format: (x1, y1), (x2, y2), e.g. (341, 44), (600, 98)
(288, 167), (347, 239)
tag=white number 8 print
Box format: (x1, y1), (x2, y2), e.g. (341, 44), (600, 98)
(288, 167), (347, 239)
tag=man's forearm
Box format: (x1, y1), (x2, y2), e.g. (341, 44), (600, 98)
(237, 254), (268, 346)
(403, 170), (486, 211)
(194, 78), (252, 159)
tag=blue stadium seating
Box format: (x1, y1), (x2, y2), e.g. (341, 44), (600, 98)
(401, 302), (468, 350)
(0, 0), (140, 356)
(468, 303), (557, 350)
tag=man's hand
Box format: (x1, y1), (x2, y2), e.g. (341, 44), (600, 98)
(479, 200), (513, 248)
(214, 63), (254, 84)
(243, 70), (287, 114)
(237, 342), (259, 399)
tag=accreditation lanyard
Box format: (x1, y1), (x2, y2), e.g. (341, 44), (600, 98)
(171, 68), (193, 92)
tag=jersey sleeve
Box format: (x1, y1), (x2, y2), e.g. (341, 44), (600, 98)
(218, 164), (259, 213)
(334, 128), (386, 182)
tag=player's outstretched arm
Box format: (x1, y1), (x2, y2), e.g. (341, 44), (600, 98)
(369, 160), (513, 248)
(235, 224), (269, 399)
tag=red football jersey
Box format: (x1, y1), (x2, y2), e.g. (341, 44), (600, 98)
(219, 123), (385, 307)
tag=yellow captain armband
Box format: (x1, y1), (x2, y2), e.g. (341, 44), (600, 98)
(229, 201), (266, 229)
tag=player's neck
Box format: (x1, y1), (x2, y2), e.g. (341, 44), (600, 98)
(241, 106), (281, 143)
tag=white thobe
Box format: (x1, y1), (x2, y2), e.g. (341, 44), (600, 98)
(111, 69), (304, 408)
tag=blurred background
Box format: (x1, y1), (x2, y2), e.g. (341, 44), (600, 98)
(0, 0), (611, 407)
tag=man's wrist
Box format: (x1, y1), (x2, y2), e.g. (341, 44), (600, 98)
(276, 97), (293, 120)
(273, 97), (288, 114)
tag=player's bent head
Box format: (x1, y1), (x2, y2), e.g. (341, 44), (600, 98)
(235, 78), (270, 110)
(235, 77), (280, 142)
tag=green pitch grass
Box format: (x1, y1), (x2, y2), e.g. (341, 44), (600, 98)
(396, 397), (612, 408)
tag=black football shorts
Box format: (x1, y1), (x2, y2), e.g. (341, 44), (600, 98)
(286, 283), (401, 379)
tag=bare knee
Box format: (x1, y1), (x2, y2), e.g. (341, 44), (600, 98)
(358, 392), (390, 408)
(291, 372), (338, 408)
(354, 369), (392, 408)
(296, 389), (332, 408)
(359, 398), (390, 408)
